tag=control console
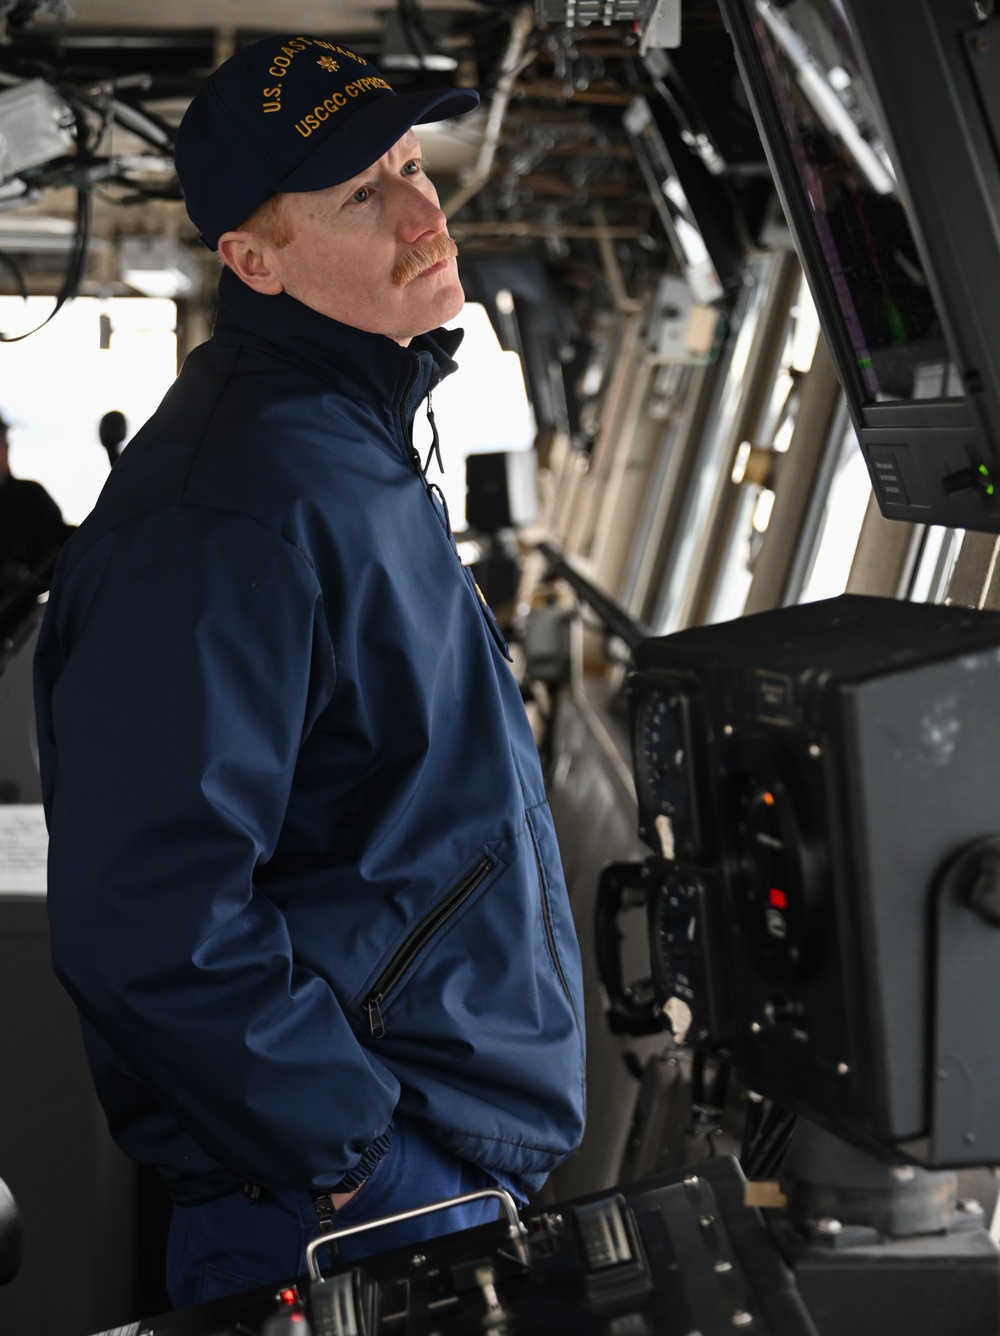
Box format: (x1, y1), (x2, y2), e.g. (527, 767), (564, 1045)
(89, 1157), (816, 1336)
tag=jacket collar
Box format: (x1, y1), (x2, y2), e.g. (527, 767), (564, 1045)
(212, 266), (463, 409)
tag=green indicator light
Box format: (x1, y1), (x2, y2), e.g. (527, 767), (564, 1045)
(885, 301), (906, 345)
(980, 464), (991, 477)
(858, 357), (873, 370)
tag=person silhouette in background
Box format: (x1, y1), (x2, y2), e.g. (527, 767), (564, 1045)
(98, 410), (128, 469)
(0, 411), (71, 596)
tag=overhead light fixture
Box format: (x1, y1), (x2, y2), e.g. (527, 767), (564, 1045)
(119, 235), (200, 299)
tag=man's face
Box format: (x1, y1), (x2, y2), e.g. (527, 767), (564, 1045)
(262, 131), (465, 345)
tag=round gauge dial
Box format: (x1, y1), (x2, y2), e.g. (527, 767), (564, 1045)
(632, 689), (694, 822)
(649, 869), (699, 1006)
(634, 688), (683, 818)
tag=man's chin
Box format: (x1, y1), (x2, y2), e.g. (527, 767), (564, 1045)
(379, 278), (465, 345)
(414, 279), (466, 334)
(438, 275), (467, 322)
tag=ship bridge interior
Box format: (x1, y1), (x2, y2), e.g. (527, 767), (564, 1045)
(3, 2), (1000, 1334)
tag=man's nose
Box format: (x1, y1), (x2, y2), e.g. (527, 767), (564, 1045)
(397, 181), (447, 245)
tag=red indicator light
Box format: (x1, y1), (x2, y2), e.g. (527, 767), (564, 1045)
(763, 790), (775, 807)
(279, 1288), (297, 1306)
(768, 887), (787, 910)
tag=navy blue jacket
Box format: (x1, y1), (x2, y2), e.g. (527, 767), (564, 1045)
(34, 269), (586, 1203)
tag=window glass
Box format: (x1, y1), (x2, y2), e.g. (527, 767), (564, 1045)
(703, 271), (818, 625)
(0, 296), (176, 524)
(907, 525), (963, 605)
(651, 254), (777, 634)
(797, 414), (871, 602)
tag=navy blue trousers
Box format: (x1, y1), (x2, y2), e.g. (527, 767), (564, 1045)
(165, 1118), (507, 1309)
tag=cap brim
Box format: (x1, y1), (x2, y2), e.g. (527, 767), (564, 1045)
(274, 86), (480, 194)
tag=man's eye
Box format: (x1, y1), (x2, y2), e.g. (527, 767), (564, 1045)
(402, 159), (420, 176)
(352, 186), (370, 203)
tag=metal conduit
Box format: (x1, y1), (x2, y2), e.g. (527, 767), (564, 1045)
(443, 5), (536, 218)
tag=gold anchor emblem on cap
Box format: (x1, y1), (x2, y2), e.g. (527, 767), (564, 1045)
(317, 56), (339, 72)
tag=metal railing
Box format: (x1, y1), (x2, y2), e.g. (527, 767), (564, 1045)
(537, 541), (652, 652)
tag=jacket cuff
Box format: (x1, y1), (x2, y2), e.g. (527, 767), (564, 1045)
(327, 1122), (394, 1195)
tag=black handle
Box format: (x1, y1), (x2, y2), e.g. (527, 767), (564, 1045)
(594, 861), (671, 1036)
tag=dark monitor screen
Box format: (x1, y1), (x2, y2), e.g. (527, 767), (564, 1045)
(750, 0), (959, 405)
(717, 0), (1000, 531)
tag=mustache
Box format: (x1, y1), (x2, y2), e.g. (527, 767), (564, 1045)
(391, 233), (458, 288)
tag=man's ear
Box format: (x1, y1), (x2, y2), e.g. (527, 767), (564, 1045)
(217, 231), (285, 295)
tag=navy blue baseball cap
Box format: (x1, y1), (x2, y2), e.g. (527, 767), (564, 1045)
(174, 34), (479, 249)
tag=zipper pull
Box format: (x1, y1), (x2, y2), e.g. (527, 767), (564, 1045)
(366, 995), (385, 1038)
(422, 390), (444, 476)
(314, 1191), (335, 1233)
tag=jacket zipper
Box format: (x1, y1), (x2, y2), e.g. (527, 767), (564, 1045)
(400, 356), (424, 475)
(400, 358), (457, 544)
(364, 854), (495, 1037)
(526, 816), (574, 1006)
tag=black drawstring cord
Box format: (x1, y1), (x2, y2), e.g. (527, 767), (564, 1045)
(428, 481), (452, 529)
(422, 391), (444, 476)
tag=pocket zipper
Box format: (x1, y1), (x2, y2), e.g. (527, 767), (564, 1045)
(364, 855), (495, 1037)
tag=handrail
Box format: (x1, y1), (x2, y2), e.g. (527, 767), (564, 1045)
(305, 1186), (527, 1280)
(537, 541), (652, 652)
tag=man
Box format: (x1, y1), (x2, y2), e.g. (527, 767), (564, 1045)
(0, 412), (70, 594)
(33, 33), (586, 1310)
(98, 409), (128, 468)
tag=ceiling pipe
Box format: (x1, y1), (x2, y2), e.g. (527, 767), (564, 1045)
(443, 4), (536, 218)
(449, 221), (646, 239)
(592, 201), (644, 314)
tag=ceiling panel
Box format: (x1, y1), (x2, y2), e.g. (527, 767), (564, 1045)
(30, 0), (479, 36)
